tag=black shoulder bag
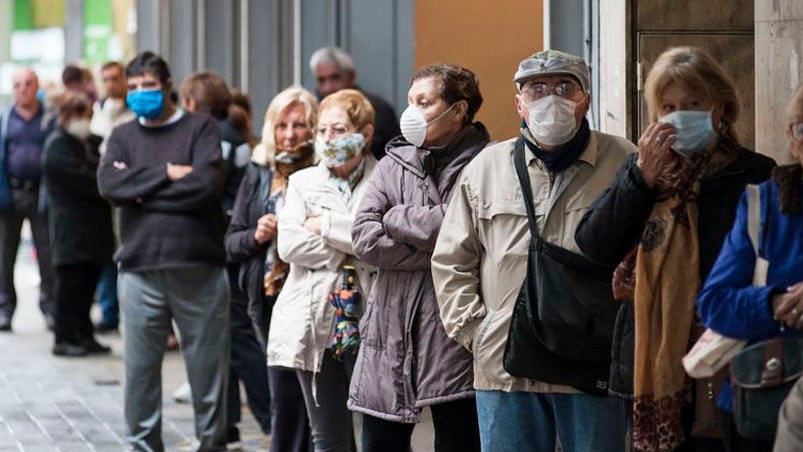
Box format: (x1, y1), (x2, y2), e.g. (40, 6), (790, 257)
(502, 142), (620, 395)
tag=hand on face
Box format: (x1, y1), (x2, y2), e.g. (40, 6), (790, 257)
(636, 122), (678, 188)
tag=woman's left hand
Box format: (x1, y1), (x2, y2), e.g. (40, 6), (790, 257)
(772, 282), (803, 330)
(304, 215), (322, 235)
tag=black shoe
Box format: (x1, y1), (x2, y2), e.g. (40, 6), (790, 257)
(53, 342), (88, 357)
(83, 338), (112, 355)
(94, 322), (118, 334)
(0, 313), (10, 331)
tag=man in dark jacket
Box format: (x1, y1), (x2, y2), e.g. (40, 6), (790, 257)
(0, 68), (56, 331)
(97, 52), (229, 451)
(310, 46), (400, 159)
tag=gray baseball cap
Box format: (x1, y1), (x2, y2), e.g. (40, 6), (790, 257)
(514, 49), (590, 91)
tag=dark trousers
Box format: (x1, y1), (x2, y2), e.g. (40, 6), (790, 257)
(226, 263), (271, 435)
(54, 263), (101, 345)
(362, 398), (480, 452)
(0, 187), (54, 317)
(268, 366), (311, 452)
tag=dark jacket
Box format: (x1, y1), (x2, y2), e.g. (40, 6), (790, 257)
(225, 162), (272, 345)
(575, 146), (776, 396)
(349, 123), (490, 423)
(219, 119), (249, 220)
(42, 129), (114, 266)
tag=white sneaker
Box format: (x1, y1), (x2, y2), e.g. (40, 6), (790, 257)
(172, 381), (192, 403)
(175, 438), (199, 452)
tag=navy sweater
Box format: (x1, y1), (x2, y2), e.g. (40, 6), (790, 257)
(97, 111), (225, 271)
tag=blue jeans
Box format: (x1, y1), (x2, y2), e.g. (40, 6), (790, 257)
(96, 263), (119, 327)
(475, 390), (627, 452)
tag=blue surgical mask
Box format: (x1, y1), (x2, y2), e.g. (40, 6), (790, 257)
(127, 89), (164, 120)
(659, 110), (717, 157)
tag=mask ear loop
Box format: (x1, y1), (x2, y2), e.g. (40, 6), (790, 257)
(427, 102), (457, 126)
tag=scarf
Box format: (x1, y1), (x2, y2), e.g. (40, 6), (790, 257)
(263, 141), (316, 298)
(614, 140), (737, 451)
(330, 157), (366, 203)
(520, 118), (591, 173)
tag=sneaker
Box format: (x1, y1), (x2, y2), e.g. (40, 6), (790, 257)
(53, 342), (88, 357)
(83, 338), (112, 355)
(175, 439), (199, 452)
(226, 426), (241, 449)
(173, 381), (192, 403)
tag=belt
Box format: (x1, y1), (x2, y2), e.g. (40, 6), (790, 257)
(7, 177), (39, 191)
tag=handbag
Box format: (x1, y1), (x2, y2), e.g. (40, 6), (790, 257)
(729, 184), (803, 439)
(683, 185), (769, 379)
(502, 141), (619, 395)
(731, 336), (803, 439)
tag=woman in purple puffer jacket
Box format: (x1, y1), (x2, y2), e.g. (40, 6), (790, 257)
(350, 64), (489, 452)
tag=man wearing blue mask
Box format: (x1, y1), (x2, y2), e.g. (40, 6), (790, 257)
(432, 50), (636, 451)
(97, 51), (229, 451)
(0, 68), (56, 332)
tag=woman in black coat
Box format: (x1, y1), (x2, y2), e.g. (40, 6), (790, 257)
(43, 91), (114, 357)
(575, 47), (775, 452)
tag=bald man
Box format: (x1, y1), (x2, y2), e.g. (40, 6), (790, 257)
(0, 68), (56, 331)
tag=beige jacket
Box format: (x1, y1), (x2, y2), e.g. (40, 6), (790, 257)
(431, 132), (635, 393)
(267, 157), (377, 372)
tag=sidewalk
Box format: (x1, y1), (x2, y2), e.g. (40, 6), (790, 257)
(0, 232), (435, 451)
(0, 234), (264, 451)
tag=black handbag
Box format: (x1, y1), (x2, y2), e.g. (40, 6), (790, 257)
(502, 142), (620, 395)
(730, 336), (803, 439)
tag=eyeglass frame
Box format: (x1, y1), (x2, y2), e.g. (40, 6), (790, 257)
(519, 80), (582, 101)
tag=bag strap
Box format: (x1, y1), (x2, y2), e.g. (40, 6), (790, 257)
(513, 140), (541, 241)
(746, 184), (768, 287)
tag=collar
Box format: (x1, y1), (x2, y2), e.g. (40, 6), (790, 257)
(138, 108), (185, 127)
(520, 125), (599, 169)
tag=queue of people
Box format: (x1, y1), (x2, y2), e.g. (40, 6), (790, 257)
(0, 42), (801, 452)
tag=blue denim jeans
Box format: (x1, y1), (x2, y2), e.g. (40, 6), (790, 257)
(96, 263), (119, 327)
(475, 390), (627, 452)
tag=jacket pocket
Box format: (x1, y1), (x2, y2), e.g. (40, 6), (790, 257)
(473, 309), (497, 354)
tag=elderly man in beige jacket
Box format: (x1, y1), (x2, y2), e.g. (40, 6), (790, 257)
(432, 50), (636, 451)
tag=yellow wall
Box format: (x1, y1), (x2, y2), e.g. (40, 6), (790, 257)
(415, 1), (543, 141)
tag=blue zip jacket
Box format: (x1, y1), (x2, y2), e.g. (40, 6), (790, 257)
(697, 178), (803, 411)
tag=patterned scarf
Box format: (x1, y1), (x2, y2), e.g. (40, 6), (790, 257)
(614, 141), (737, 451)
(330, 157), (366, 203)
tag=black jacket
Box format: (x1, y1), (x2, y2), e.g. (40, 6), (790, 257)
(575, 147), (776, 396)
(43, 129), (114, 266)
(225, 162), (272, 345)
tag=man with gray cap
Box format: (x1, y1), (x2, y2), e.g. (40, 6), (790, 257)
(432, 49), (635, 451)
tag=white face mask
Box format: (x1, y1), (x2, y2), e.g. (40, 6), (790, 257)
(66, 118), (91, 140)
(658, 110), (717, 157)
(399, 103), (456, 148)
(524, 95), (578, 146)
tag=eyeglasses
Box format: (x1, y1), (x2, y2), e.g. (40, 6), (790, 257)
(316, 124), (350, 138)
(521, 82), (581, 100)
(790, 121), (803, 143)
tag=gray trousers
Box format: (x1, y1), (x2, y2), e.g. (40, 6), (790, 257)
(0, 187), (54, 317)
(296, 351), (355, 452)
(119, 265), (230, 452)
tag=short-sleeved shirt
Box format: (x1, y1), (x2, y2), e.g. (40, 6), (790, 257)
(5, 106), (48, 182)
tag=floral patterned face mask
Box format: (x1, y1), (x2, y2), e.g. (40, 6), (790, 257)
(314, 133), (365, 168)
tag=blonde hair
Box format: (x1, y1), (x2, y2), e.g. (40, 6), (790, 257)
(318, 89), (375, 151)
(254, 86), (318, 166)
(56, 91), (92, 126)
(644, 46), (740, 144)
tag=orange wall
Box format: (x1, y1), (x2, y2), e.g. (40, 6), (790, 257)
(415, 1), (544, 141)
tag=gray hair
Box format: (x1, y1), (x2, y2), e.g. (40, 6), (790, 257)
(309, 47), (355, 76)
